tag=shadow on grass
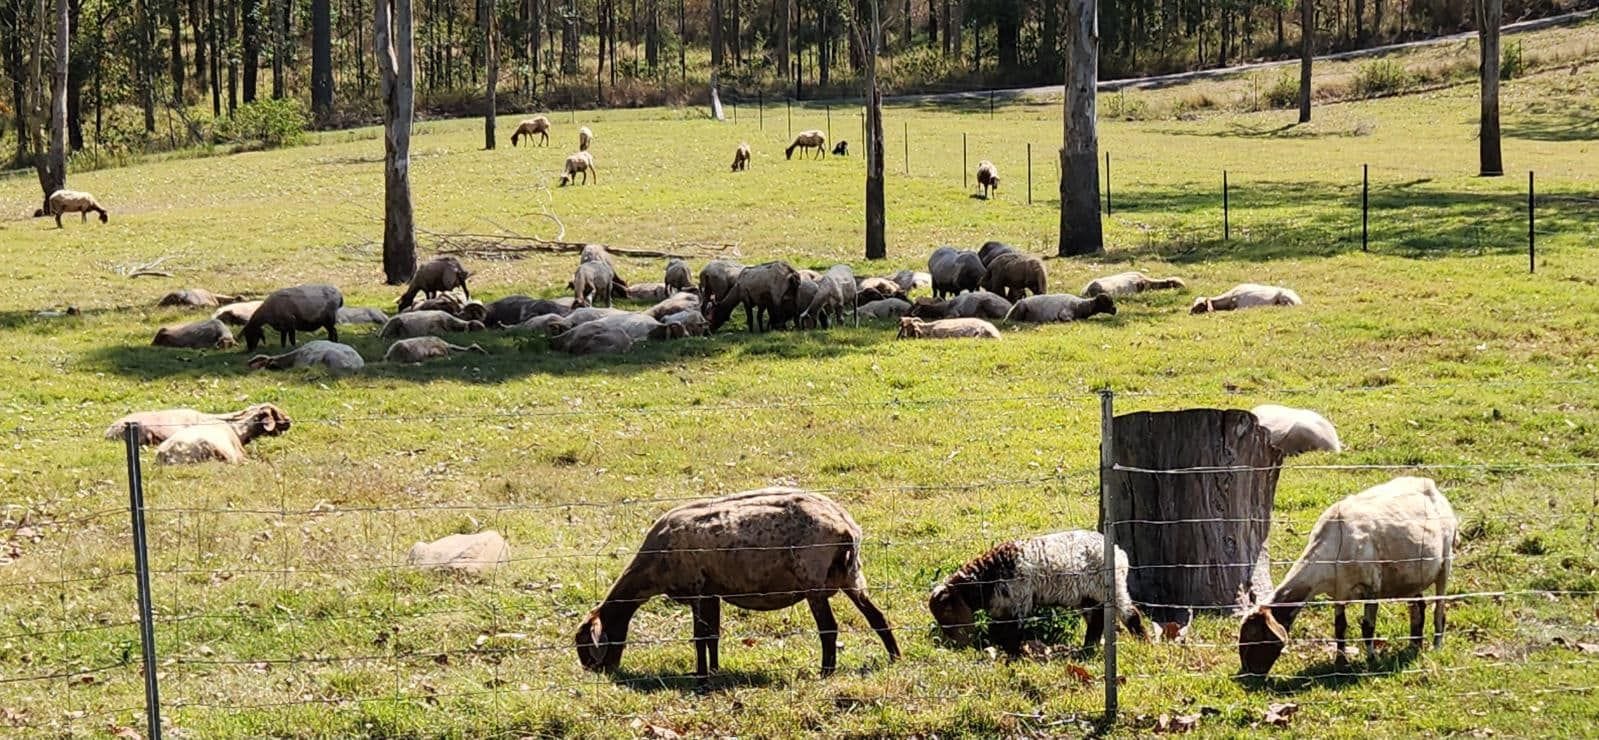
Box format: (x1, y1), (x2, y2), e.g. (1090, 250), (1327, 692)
(1503, 108), (1599, 142)
(1236, 645), (1425, 694)
(1149, 121), (1366, 139)
(607, 666), (783, 694)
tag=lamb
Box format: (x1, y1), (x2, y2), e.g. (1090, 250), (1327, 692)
(644, 291), (701, 320)
(153, 318), (237, 349)
(784, 130), (827, 160)
(572, 260), (621, 308)
(855, 277), (907, 304)
(510, 115), (551, 146)
(981, 252), (1048, 302)
(908, 292), (1012, 320)
(1252, 404), (1342, 456)
(34, 189), (108, 227)
(241, 284), (343, 351)
(159, 289), (242, 309)
(560, 151), (596, 186)
(154, 404), (291, 466)
(664, 258), (694, 294)
(384, 336), (488, 363)
(624, 282), (672, 302)
(698, 260), (745, 306)
(976, 160), (1000, 198)
(1082, 271), (1187, 298)
(1004, 293), (1116, 323)
(574, 487), (899, 683)
(578, 125), (593, 151)
(896, 316), (1001, 340)
(1190, 283), (1303, 314)
(707, 261), (801, 333)
(927, 246), (985, 300)
(800, 264), (858, 328)
(336, 307), (389, 325)
(977, 241), (1017, 267)
(106, 404), (287, 447)
(731, 142), (751, 171)
(247, 340), (365, 374)
(396, 256), (471, 311)
(930, 530), (1149, 655)
(857, 298), (912, 320)
(831, 140), (849, 156)
(378, 310), (487, 339)
(1238, 477), (1457, 676)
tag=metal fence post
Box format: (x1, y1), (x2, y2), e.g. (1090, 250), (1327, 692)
(1362, 164), (1370, 252)
(1105, 152), (1112, 215)
(1027, 143), (1033, 205)
(1528, 171), (1536, 274)
(1223, 170), (1231, 241)
(1099, 391), (1118, 723)
(124, 423), (162, 740)
(962, 133), (968, 189)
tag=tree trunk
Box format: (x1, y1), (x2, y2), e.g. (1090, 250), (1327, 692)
(531, 0), (542, 90)
(730, 0), (739, 66)
(1058, 0), (1101, 256)
(1475, 0), (1502, 176)
(191, 0), (206, 85)
(242, 0), (259, 102)
(646, 0), (657, 70)
(1041, 0), (1058, 70)
(134, 0), (155, 131)
(1298, 0), (1311, 123)
(710, 0), (722, 68)
(863, 0), (885, 259)
(33, 0), (67, 211)
(4, 0), (29, 166)
(949, 0), (960, 57)
(995, 3), (1018, 70)
(484, 0), (496, 148)
(926, 0), (936, 46)
(66, 0), (82, 151)
(166, 0), (184, 104)
(902, 0), (910, 48)
(777, 0), (789, 82)
(1102, 409), (1282, 623)
(312, 0), (333, 121)
(1274, 6), (1283, 49)
(271, 0), (286, 98)
(940, 0), (949, 54)
(376, 0), (418, 284)
(207, 0), (220, 115)
(1354, 0), (1365, 42)
(225, 0), (238, 112)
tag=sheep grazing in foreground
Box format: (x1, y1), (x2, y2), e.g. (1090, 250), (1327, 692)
(909, 292), (1013, 321)
(1004, 294), (1116, 323)
(785, 130), (827, 160)
(1252, 404), (1342, 456)
(624, 283), (671, 302)
(1082, 271), (1187, 298)
(241, 284), (343, 352)
(857, 298), (912, 320)
(397, 256), (472, 311)
(1191, 283), (1303, 314)
(34, 189), (108, 227)
(664, 258), (694, 294)
(152, 318), (237, 349)
(159, 289), (242, 309)
(384, 336), (488, 363)
(572, 259), (624, 308)
(213, 301), (263, 325)
(927, 246), (986, 299)
(575, 488), (899, 683)
(981, 252), (1048, 302)
(976, 160), (1000, 198)
(560, 151), (596, 186)
(379, 310), (487, 339)
(930, 530), (1149, 654)
(831, 140), (849, 156)
(731, 142), (751, 171)
(698, 260), (745, 306)
(800, 264), (859, 328)
(708, 261), (802, 333)
(106, 404), (287, 446)
(897, 316), (1001, 340)
(154, 403), (291, 466)
(247, 340), (365, 374)
(977, 241), (1017, 267)
(336, 307), (389, 325)
(578, 126), (593, 151)
(1239, 477), (1457, 676)
(510, 115), (551, 146)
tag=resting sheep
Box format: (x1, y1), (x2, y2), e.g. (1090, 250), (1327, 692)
(888, 269), (932, 293)
(335, 307), (388, 325)
(34, 189), (108, 227)
(384, 336), (487, 363)
(831, 140), (849, 156)
(510, 115), (551, 146)
(785, 130), (827, 160)
(660, 310), (710, 336)
(159, 289), (242, 309)
(855, 277), (907, 304)
(908, 293), (1013, 320)
(800, 264), (858, 328)
(930, 530), (1148, 655)
(483, 296), (540, 328)
(644, 291), (701, 320)
(1004, 294), (1116, 323)
(578, 126), (593, 151)
(698, 260), (745, 306)
(976, 160), (1000, 198)
(154, 404), (291, 466)
(1238, 477), (1457, 675)
(857, 298), (912, 320)
(106, 404), (287, 447)
(1252, 404), (1342, 456)
(981, 252), (1047, 302)
(241, 284), (343, 352)
(896, 316), (1001, 340)
(624, 283), (672, 302)
(554, 322), (635, 356)
(927, 246), (986, 300)
(247, 340), (365, 374)
(1191, 284), (1303, 314)
(396, 256), (471, 311)
(731, 142), (751, 171)
(1082, 271), (1187, 298)
(574, 487), (899, 684)
(664, 259), (694, 294)
(379, 311), (487, 339)
(560, 151), (596, 186)
(708, 261), (801, 333)
(153, 318), (237, 349)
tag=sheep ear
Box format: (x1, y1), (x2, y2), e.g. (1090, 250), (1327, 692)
(588, 619), (608, 659)
(1258, 607), (1289, 642)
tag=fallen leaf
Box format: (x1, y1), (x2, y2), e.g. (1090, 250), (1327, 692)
(1474, 647), (1505, 660)
(628, 719), (680, 739)
(1264, 702), (1299, 727)
(1065, 664), (1094, 685)
(1154, 712), (1202, 733)
(107, 725), (140, 740)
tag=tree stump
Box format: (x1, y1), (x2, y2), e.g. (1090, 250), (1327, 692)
(1100, 409), (1282, 624)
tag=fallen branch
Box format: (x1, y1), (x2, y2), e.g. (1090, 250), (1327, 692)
(128, 269), (174, 279)
(114, 255), (175, 279)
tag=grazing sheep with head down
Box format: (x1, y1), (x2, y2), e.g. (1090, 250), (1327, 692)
(800, 264), (858, 328)
(831, 140), (849, 156)
(106, 404), (288, 447)
(155, 404), (291, 465)
(1004, 293), (1116, 323)
(560, 151), (596, 186)
(242, 284), (343, 351)
(927, 247), (986, 300)
(1191, 284), (1303, 314)
(379, 310), (487, 339)
(153, 318), (237, 349)
(981, 252), (1048, 302)
(336, 307), (389, 325)
(785, 130), (827, 160)
(1082, 271), (1187, 298)
(698, 260), (745, 307)
(731, 142), (751, 171)
(708, 261), (802, 333)
(1251, 404), (1342, 456)
(213, 301), (264, 325)
(159, 289), (242, 309)
(34, 189), (108, 227)
(897, 316), (1001, 340)
(248, 340), (365, 374)
(578, 126), (593, 151)
(857, 298), (912, 320)
(908, 292), (1013, 321)
(572, 260), (623, 308)
(664, 259), (694, 294)
(384, 336), (487, 363)
(1239, 477), (1456, 676)
(575, 487), (899, 683)
(977, 241), (1017, 267)
(510, 115), (551, 146)
(976, 161), (1000, 198)
(397, 256), (471, 312)
(930, 530), (1149, 654)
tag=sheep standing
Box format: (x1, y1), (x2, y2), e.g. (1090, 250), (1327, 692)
(976, 161), (1000, 198)
(731, 142), (751, 171)
(572, 260), (621, 308)
(510, 116), (551, 146)
(1191, 284), (1303, 314)
(575, 488), (899, 683)
(927, 246), (986, 300)
(908, 293), (1013, 321)
(247, 340), (365, 374)
(1252, 404), (1342, 456)
(241, 284), (344, 351)
(213, 301), (264, 325)
(663, 258), (694, 294)
(578, 126), (593, 151)
(785, 130), (827, 160)
(897, 316), (1001, 340)
(800, 264), (859, 328)
(34, 189), (108, 227)
(930, 530), (1149, 654)
(396, 256), (472, 311)
(385, 336), (487, 363)
(707, 261), (801, 333)
(977, 241), (1017, 267)
(1239, 477), (1457, 675)
(698, 260), (745, 306)
(981, 252), (1047, 302)
(560, 151), (596, 186)
(1004, 294), (1116, 323)
(152, 404), (292, 465)
(1083, 271), (1187, 298)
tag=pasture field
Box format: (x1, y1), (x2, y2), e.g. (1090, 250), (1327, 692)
(1, 42), (1598, 738)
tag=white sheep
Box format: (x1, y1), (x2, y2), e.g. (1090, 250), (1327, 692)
(152, 404), (292, 465)
(1191, 283), (1303, 314)
(731, 142), (751, 171)
(560, 151), (596, 186)
(379, 311), (486, 339)
(510, 115), (551, 146)
(1238, 476), (1457, 675)
(248, 340), (365, 374)
(1083, 271), (1187, 298)
(34, 189), (109, 227)
(213, 301), (264, 325)
(1252, 404), (1342, 456)
(930, 530), (1149, 654)
(976, 160), (1000, 198)
(578, 126), (593, 151)
(785, 130), (827, 160)
(384, 336), (488, 363)
(897, 316), (1001, 339)
(800, 264), (858, 328)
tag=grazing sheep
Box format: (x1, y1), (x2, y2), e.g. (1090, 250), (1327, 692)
(510, 115), (551, 146)
(1004, 294), (1116, 323)
(106, 404), (289, 447)
(927, 247), (986, 300)
(800, 264), (859, 328)
(664, 258), (694, 294)
(572, 260), (621, 308)
(930, 530), (1149, 654)
(213, 301), (263, 325)
(624, 282), (672, 302)
(855, 277), (907, 304)
(976, 160), (1000, 198)
(159, 289), (242, 309)
(34, 189), (108, 227)
(379, 310), (487, 339)
(1251, 404), (1343, 456)
(1083, 271), (1187, 298)
(644, 291), (701, 320)
(384, 336), (488, 363)
(242, 284), (343, 352)
(153, 318), (237, 349)
(1239, 477), (1457, 676)
(397, 256), (472, 312)
(731, 142), (751, 171)
(785, 129), (827, 160)
(981, 252), (1048, 302)
(560, 151), (596, 186)
(857, 298), (912, 320)
(708, 261), (802, 333)
(579, 244), (614, 266)
(888, 269), (932, 293)
(247, 340), (365, 374)
(1190, 284), (1303, 314)
(335, 307), (389, 325)
(977, 241), (1017, 267)
(896, 316), (1001, 340)
(831, 140), (849, 156)
(908, 292), (1013, 321)
(698, 260), (745, 306)
(578, 126), (593, 151)
(154, 404), (291, 466)
(574, 488), (899, 683)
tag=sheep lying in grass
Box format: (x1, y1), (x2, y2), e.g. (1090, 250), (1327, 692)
(155, 403), (291, 466)
(483, 296), (544, 328)
(247, 340), (365, 374)
(510, 115), (551, 146)
(1239, 477), (1457, 676)
(930, 530), (1149, 655)
(1004, 294), (1116, 323)
(159, 289), (242, 309)
(831, 140), (849, 156)
(800, 264), (858, 328)
(708, 261), (801, 333)
(575, 487), (899, 684)
(560, 151), (596, 186)
(698, 260), (745, 306)
(976, 161), (1000, 198)
(982, 252), (1047, 302)
(553, 322), (636, 356)
(896, 316), (1001, 339)
(927, 247), (985, 299)
(624, 283), (671, 302)
(1252, 404), (1342, 456)
(555, 313), (688, 347)
(385, 336), (488, 363)
(242, 284), (343, 352)
(855, 277), (907, 304)
(578, 126), (593, 151)
(34, 189), (108, 226)
(908, 292), (1013, 320)
(106, 404), (288, 447)
(379, 311), (487, 339)
(785, 130), (827, 160)
(1082, 271), (1187, 298)
(660, 309), (710, 336)
(731, 142), (751, 171)
(1191, 284), (1303, 314)
(888, 269), (932, 293)
(153, 318), (237, 349)
(644, 292), (701, 320)
(858, 298), (912, 319)
(213, 301), (263, 325)
(397, 256), (471, 311)
(336, 307), (389, 325)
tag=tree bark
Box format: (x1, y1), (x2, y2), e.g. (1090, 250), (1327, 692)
(65, 0), (82, 151)
(710, 0), (722, 68)
(645, 0), (657, 70)
(312, 0), (333, 121)
(863, 0), (885, 260)
(995, 2), (1019, 70)
(242, 0), (259, 102)
(190, 0), (206, 85)
(483, 0), (496, 148)
(1058, 0), (1101, 256)
(207, 0), (221, 115)
(1475, 0), (1502, 176)
(376, 0), (418, 284)
(166, 0), (184, 104)
(32, 0), (67, 211)
(1298, 0), (1312, 123)
(271, 0), (286, 98)
(134, 0), (155, 131)
(777, 0), (789, 82)
(225, 0), (237, 112)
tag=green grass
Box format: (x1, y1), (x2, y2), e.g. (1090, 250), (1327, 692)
(1, 47), (1598, 738)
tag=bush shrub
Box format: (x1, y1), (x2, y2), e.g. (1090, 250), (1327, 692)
(1351, 60), (1412, 98)
(214, 99), (308, 148)
(1263, 71), (1300, 108)
(1501, 40), (1525, 80)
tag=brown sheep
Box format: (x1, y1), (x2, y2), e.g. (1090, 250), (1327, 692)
(977, 241), (1018, 267)
(981, 252), (1048, 302)
(159, 289), (243, 309)
(708, 261), (802, 333)
(397, 256), (472, 311)
(1082, 271), (1187, 298)
(897, 316), (1002, 339)
(785, 130), (827, 160)
(152, 318), (237, 349)
(34, 189), (108, 227)
(560, 151), (596, 186)
(908, 292), (1013, 320)
(379, 311), (487, 339)
(510, 115), (551, 146)
(731, 142), (751, 171)
(154, 404), (291, 465)
(242, 284), (343, 352)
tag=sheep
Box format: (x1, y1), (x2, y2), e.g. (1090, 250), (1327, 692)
(896, 316), (1001, 340)
(659, 309), (709, 336)
(556, 313), (687, 347)
(888, 269), (932, 293)
(513, 298), (573, 322)
(977, 241), (1017, 267)
(831, 140), (849, 156)
(698, 260), (745, 306)
(34, 189), (108, 227)
(483, 296), (540, 328)
(555, 321), (635, 355)
(541, 307), (629, 336)
(247, 340), (365, 374)
(785, 129), (827, 160)
(560, 151), (596, 186)
(773, 277), (822, 330)
(800, 264), (858, 328)
(664, 258), (694, 294)
(1004, 293), (1116, 323)
(707, 261), (801, 333)
(396, 256), (471, 312)
(153, 318), (237, 349)
(241, 284), (343, 352)
(511, 313), (570, 334)
(908, 292), (1013, 321)
(857, 298), (912, 320)
(578, 125), (593, 151)
(1082, 271), (1187, 298)
(930, 530), (1149, 655)
(1191, 284), (1303, 314)
(976, 160), (1000, 198)
(572, 260), (621, 308)
(855, 277), (907, 304)
(155, 404), (291, 466)
(379, 310), (487, 339)
(927, 247), (986, 300)
(159, 289), (242, 309)
(1238, 477), (1457, 676)
(644, 291), (701, 320)
(384, 336), (488, 363)
(731, 142), (751, 171)
(574, 487), (899, 683)
(981, 252), (1048, 302)
(579, 244), (614, 266)
(510, 115), (551, 146)
(336, 307), (390, 325)
(106, 403), (288, 447)
(624, 282), (672, 302)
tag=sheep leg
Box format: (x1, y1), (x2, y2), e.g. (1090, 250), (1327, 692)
(691, 597), (721, 682)
(1360, 602), (1379, 660)
(55, 212), (63, 228)
(1083, 603), (1106, 649)
(843, 589), (900, 662)
(80, 211), (88, 222)
(325, 323), (339, 344)
(1333, 604), (1349, 666)
(807, 595), (840, 677)
(1408, 599), (1426, 648)
(989, 617), (1023, 657)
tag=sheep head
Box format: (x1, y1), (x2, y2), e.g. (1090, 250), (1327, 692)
(246, 354), (275, 370)
(1092, 294), (1118, 317)
(33, 207), (46, 218)
(229, 403), (293, 443)
(98, 211), (109, 223)
(1237, 606), (1290, 676)
(907, 298), (943, 320)
(928, 584), (977, 647)
(896, 317), (925, 339)
(1189, 297), (1214, 315)
(575, 611), (625, 672)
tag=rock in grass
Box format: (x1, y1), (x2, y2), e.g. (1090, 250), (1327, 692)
(407, 531), (510, 576)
